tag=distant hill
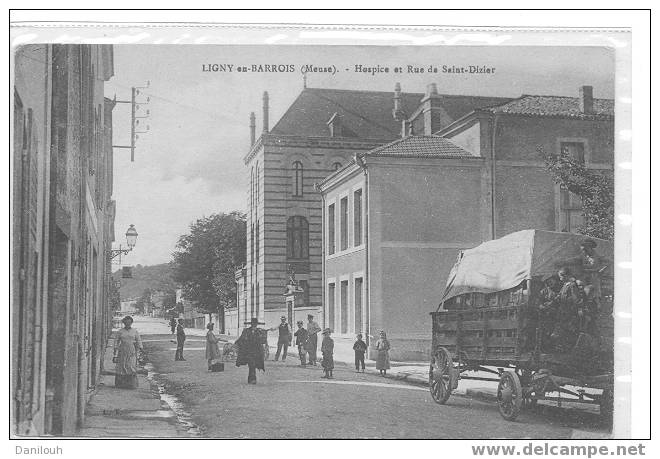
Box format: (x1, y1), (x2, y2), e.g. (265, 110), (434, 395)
(113, 263), (178, 300)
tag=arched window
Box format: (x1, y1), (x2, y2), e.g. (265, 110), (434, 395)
(292, 161), (303, 197)
(255, 161), (260, 204)
(287, 216), (309, 259)
(332, 162), (342, 171)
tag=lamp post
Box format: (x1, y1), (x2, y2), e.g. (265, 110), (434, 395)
(108, 224), (138, 261)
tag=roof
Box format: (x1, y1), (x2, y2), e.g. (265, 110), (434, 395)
(270, 88), (423, 139)
(364, 135), (474, 158)
(482, 95), (614, 119)
(269, 88), (513, 139)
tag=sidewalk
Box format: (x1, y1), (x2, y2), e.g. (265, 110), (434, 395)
(77, 331), (191, 438)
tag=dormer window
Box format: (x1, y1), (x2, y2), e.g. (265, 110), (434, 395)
(327, 112), (342, 137)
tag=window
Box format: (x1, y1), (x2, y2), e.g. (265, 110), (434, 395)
(255, 220), (260, 264)
(250, 223), (254, 264)
(299, 280), (310, 308)
(292, 161), (303, 197)
(340, 197), (348, 251)
(328, 204), (335, 255)
(287, 216), (309, 259)
(332, 162), (342, 171)
(354, 278), (363, 334)
(340, 280), (349, 334)
(250, 167), (254, 209)
(353, 189), (362, 246)
(328, 283), (336, 330)
(255, 161), (260, 204)
(558, 142), (585, 233)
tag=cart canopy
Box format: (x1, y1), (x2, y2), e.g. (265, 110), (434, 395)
(441, 230), (612, 302)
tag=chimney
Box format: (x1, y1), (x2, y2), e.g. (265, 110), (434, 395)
(327, 112), (342, 137)
(421, 82), (442, 134)
(249, 112), (256, 146)
(392, 82), (406, 121)
(262, 91), (269, 133)
(579, 85), (594, 114)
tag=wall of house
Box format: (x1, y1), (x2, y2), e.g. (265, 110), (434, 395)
(367, 158), (485, 360)
(492, 115), (614, 237)
(13, 44), (114, 436)
(323, 170), (366, 338)
(245, 137), (380, 332)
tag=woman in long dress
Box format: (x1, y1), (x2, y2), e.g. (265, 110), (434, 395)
(375, 330), (391, 376)
(113, 316), (143, 389)
(206, 322), (220, 370)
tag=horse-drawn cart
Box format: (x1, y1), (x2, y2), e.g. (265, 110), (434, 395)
(429, 230), (614, 422)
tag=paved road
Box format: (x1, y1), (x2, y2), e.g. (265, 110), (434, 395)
(133, 317), (608, 439)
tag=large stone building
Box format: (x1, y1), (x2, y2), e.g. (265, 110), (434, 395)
(318, 86), (614, 360)
(12, 44), (115, 435)
(237, 84), (510, 330)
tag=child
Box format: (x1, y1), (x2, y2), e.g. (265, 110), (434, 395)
(321, 328), (334, 379)
(375, 330), (391, 376)
(353, 333), (367, 372)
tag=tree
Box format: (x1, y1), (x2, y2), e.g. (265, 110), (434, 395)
(172, 212), (246, 317)
(540, 147), (614, 240)
(134, 288), (153, 315)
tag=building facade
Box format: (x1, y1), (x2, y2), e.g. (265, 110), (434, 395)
(319, 86), (614, 361)
(12, 44), (116, 435)
(241, 85), (510, 331)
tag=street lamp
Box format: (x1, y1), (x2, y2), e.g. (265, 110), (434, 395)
(108, 224), (138, 260)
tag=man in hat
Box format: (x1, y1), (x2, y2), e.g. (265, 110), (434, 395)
(294, 321), (309, 366)
(175, 318), (186, 361)
(269, 316), (292, 362)
(235, 318), (266, 384)
(305, 314), (321, 366)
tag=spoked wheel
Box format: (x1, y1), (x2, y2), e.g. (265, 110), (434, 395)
(429, 347), (453, 405)
(497, 370), (523, 421)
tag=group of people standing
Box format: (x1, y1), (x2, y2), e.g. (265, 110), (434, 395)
(113, 313), (394, 389)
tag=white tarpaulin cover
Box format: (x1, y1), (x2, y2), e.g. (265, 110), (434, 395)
(441, 230), (612, 302)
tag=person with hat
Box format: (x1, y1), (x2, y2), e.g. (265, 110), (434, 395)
(294, 320), (309, 366)
(321, 328), (334, 379)
(305, 314), (321, 366)
(175, 318), (186, 361)
(269, 316), (292, 362)
(113, 316), (143, 389)
(235, 318), (266, 384)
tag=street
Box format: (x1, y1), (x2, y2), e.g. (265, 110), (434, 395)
(133, 317), (608, 439)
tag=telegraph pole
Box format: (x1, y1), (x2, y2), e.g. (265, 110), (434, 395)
(113, 82), (150, 161)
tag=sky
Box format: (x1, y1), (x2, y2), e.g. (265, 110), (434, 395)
(105, 44), (615, 266)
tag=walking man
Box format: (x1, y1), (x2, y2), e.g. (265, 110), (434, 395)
(235, 317), (266, 384)
(175, 318), (186, 361)
(305, 314), (321, 366)
(270, 316), (292, 362)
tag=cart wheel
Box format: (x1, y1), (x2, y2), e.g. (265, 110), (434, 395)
(599, 389), (613, 424)
(429, 347), (453, 405)
(497, 371), (523, 421)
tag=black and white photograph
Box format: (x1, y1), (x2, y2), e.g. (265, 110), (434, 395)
(8, 13), (647, 446)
